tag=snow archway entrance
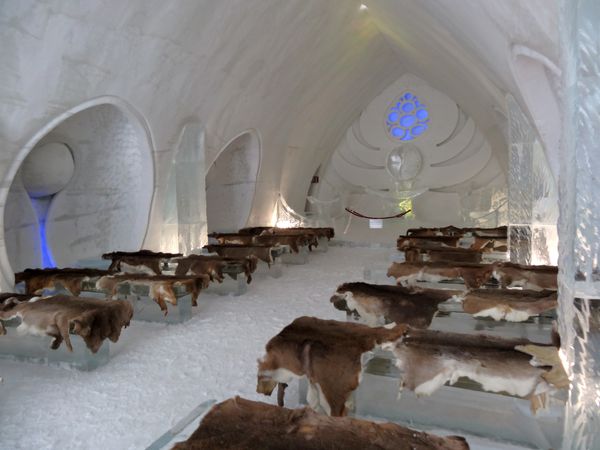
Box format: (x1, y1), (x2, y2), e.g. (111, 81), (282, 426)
(206, 130), (261, 232)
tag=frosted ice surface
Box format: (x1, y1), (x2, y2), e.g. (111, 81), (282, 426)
(558, 0), (600, 448)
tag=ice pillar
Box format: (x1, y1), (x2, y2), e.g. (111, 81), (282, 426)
(559, 0), (600, 447)
(507, 95), (558, 265)
(161, 123), (207, 254)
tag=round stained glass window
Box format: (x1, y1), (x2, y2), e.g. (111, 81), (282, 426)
(386, 92), (429, 141)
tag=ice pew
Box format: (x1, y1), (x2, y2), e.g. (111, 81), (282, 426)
(169, 397), (469, 450)
(0, 294), (132, 370)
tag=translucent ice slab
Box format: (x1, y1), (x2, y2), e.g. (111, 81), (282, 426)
(204, 272), (248, 296)
(145, 399), (216, 450)
(353, 364), (564, 450)
(312, 237), (329, 253)
(125, 294), (193, 324)
(0, 324), (109, 371)
(430, 310), (555, 343)
(281, 246), (309, 265)
(298, 358), (564, 449)
(254, 259), (283, 279)
(37, 281), (195, 324)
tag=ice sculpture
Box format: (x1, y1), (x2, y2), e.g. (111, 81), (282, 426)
(559, 0), (600, 447)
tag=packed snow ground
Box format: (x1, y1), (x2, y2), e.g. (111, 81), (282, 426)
(0, 247), (526, 449)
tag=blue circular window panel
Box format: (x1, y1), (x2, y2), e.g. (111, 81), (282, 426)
(386, 92), (429, 141)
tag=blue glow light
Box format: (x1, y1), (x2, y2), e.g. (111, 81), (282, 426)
(386, 92), (429, 141)
(39, 220), (56, 268)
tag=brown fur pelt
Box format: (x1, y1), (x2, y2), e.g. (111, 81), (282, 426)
(264, 227), (335, 240)
(257, 316), (407, 416)
(387, 261), (495, 289)
(208, 234), (256, 245)
(204, 244), (274, 265)
(210, 233), (316, 253)
(462, 289), (557, 321)
(102, 250), (182, 275)
(14, 268), (113, 296)
(0, 293), (38, 312)
(331, 282), (461, 327)
(96, 274), (209, 313)
(398, 235), (461, 249)
(239, 227), (335, 239)
(255, 234), (317, 253)
(175, 255), (257, 283)
(385, 327), (560, 412)
(406, 226), (507, 238)
(0, 295), (132, 352)
(173, 397), (469, 450)
(493, 262), (558, 291)
(402, 245), (484, 263)
(237, 226), (273, 235)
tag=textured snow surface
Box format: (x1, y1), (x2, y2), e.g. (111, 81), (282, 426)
(0, 248), (527, 449)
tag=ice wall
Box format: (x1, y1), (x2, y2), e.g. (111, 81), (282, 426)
(559, 0), (600, 447)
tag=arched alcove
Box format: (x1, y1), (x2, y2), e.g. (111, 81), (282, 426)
(206, 130), (261, 232)
(2, 100), (154, 274)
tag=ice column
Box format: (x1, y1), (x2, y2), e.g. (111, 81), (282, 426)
(559, 0), (600, 448)
(161, 123), (207, 254)
(507, 95), (558, 265)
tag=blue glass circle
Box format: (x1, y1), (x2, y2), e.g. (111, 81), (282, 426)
(412, 125), (427, 136)
(399, 115), (416, 127)
(416, 109), (428, 120)
(386, 92), (428, 141)
(391, 127), (404, 138)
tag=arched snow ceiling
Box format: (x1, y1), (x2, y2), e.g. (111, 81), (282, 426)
(0, 0), (559, 286)
(281, 0), (559, 210)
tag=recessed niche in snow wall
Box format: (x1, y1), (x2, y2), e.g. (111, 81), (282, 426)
(4, 103), (153, 271)
(206, 130), (260, 232)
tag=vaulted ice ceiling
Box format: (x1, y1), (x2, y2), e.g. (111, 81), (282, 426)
(0, 0), (559, 287)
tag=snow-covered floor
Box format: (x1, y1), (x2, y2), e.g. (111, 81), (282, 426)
(0, 247), (526, 449)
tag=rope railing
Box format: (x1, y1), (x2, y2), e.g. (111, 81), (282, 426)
(344, 207), (411, 220)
